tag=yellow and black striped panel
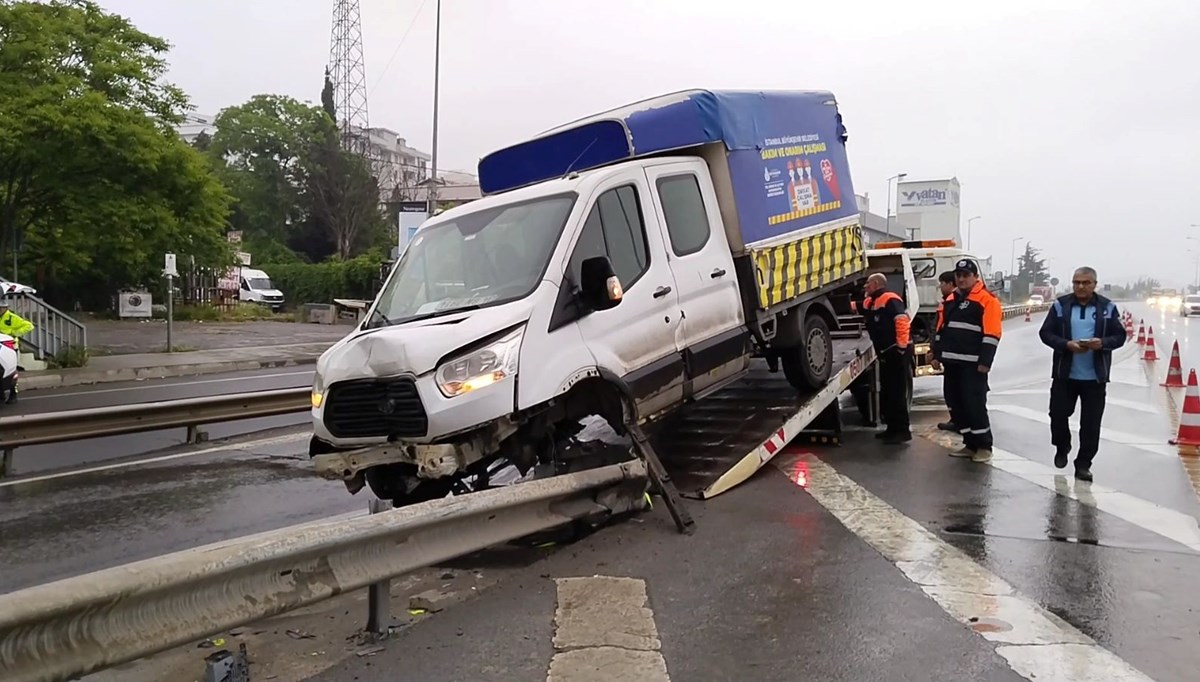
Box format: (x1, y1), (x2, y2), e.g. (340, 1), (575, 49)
(751, 224), (866, 310)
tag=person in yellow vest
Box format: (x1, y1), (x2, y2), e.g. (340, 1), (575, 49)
(0, 297), (34, 404)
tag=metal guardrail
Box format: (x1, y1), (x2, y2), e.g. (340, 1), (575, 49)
(1000, 302), (1051, 320)
(7, 293), (87, 362)
(0, 459), (649, 682)
(0, 387), (310, 476)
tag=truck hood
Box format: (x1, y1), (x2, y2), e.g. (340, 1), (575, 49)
(250, 288), (284, 298)
(317, 299), (536, 380)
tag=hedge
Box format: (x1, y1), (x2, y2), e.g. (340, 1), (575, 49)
(264, 253), (386, 307)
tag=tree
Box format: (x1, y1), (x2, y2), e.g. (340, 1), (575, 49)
(303, 123), (387, 260)
(1016, 241), (1049, 294)
(321, 68), (337, 123)
(207, 94), (329, 251)
(0, 0), (232, 306)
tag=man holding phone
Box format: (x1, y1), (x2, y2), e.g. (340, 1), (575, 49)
(1038, 266), (1126, 481)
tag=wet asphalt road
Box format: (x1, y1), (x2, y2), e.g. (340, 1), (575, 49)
(0, 430), (360, 595)
(9, 300), (1200, 679)
(3, 366), (315, 476)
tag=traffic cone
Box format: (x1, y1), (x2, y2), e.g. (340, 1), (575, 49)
(1024, 308), (1032, 322)
(1137, 323), (1146, 345)
(1162, 341), (1185, 387)
(1143, 327), (1159, 361)
(1125, 317), (1134, 338)
(1170, 369), (1200, 446)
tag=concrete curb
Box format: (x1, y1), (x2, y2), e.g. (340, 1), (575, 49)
(19, 355), (322, 391)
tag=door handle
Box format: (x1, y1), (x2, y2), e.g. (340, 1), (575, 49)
(710, 268), (727, 279)
(653, 286), (672, 298)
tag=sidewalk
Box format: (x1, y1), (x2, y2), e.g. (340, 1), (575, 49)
(21, 342), (337, 390)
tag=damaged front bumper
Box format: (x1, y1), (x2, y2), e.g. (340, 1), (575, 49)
(313, 419), (519, 492)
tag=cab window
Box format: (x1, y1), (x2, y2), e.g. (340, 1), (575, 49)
(568, 185), (650, 290)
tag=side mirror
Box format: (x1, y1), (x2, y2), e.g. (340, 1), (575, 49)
(579, 256), (623, 311)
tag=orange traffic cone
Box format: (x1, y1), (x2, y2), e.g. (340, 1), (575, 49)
(1136, 323), (1146, 345)
(1143, 327), (1159, 361)
(1125, 317), (1134, 338)
(1162, 341), (1185, 387)
(1024, 308), (1032, 322)
(1171, 369), (1200, 446)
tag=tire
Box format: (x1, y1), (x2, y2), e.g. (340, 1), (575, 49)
(782, 314), (833, 391)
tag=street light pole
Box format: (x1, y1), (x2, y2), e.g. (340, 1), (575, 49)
(425, 0), (441, 217)
(966, 215), (981, 251)
(885, 173), (907, 238)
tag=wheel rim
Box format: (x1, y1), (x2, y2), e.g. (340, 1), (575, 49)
(807, 326), (829, 374)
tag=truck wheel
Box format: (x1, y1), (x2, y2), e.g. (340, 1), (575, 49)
(782, 315), (832, 391)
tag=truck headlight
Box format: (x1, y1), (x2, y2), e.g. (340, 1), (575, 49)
(436, 327), (523, 398)
(311, 373), (326, 409)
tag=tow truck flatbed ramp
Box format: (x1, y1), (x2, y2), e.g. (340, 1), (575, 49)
(647, 337), (876, 500)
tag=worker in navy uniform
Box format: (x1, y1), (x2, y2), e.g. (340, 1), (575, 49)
(931, 259), (1003, 462)
(933, 271), (961, 434)
(1037, 266), (1126, 482)
(862, 272), (913, 444)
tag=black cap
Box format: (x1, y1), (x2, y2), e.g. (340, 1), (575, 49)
(954, 259), (979, 275)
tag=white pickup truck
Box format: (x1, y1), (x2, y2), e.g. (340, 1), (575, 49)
(309, 89), (879, 507)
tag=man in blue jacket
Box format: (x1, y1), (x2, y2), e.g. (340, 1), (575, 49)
(1037, 267), (1126, 481)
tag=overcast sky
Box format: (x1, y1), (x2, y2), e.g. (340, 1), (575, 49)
(99, 0), (1199, 288)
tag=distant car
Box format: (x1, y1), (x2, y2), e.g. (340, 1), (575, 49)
(1027, 294), (1045, 306)
(0, 276), (36, 296)
(1180, 295), (1200, 317)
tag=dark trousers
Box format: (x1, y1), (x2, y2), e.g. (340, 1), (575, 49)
(879, 351), (911, 434)
(1050, 379), (1107, 468)
(943, 363), (992, 450)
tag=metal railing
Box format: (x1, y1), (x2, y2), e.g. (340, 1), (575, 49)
(0, 459), (649, 682)
(0, 387), (310, 476)
(6, 294), (87, 362)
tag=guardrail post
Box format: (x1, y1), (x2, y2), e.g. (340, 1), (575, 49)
(187, 424), (209, 444)
(366, 497), (391, 633)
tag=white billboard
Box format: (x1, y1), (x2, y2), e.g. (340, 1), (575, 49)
(896, 177), (962, 244)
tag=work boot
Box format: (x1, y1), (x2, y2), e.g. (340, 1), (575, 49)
(1074, 467), (1093, 482)
(937, 421), (958, 432)
(1054, 449), (1069, 469)
(972, 448), (994, 463)
(949, 446), (974, 458)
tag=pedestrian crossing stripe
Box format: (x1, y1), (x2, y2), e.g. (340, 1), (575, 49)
(751, 223), (866, 310)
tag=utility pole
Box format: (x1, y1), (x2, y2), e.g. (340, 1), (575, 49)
(329, 0), (383, 185)
(426, 0), (442, 218)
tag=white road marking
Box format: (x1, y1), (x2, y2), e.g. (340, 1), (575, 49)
(920, 429), (1200, 554)
(991, 390), (1163, 415)
(778, 453), (1156, 682)
(988, 404), (1176, 457)
(547, 576), (669, 682)
(0, 431), (310, 489)
(21, 370), (314, 401)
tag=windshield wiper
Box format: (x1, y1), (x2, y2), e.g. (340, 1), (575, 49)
(367, 307), (396, 329)
(403, 304), (484, 324)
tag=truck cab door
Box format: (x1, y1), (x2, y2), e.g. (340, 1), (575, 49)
(563, 171), (685, 420)
(643, 160), (748, 400)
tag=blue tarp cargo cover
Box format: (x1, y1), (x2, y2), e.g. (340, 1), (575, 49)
(477, 89), (858, 246)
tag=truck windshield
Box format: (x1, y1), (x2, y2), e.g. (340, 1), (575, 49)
(247, 277), (272, 290)
(369, 193), (577, 328)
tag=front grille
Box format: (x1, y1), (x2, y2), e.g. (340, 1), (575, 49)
(323, 378), (428, 439)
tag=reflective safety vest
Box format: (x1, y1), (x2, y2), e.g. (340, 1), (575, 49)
(933, 281), (1003, 367)
(0, 309), (34, 350)
(862, 289), (911, 352)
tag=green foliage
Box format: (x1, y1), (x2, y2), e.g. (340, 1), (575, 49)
(266, 252), (386, 306)
(168, 302), (293, 322)
(48, 344), (90, 369)
(0, 0), (233, 309)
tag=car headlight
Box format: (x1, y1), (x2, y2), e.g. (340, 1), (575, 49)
(436, 327), (523, 398)
(311, 372), (326, 409)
